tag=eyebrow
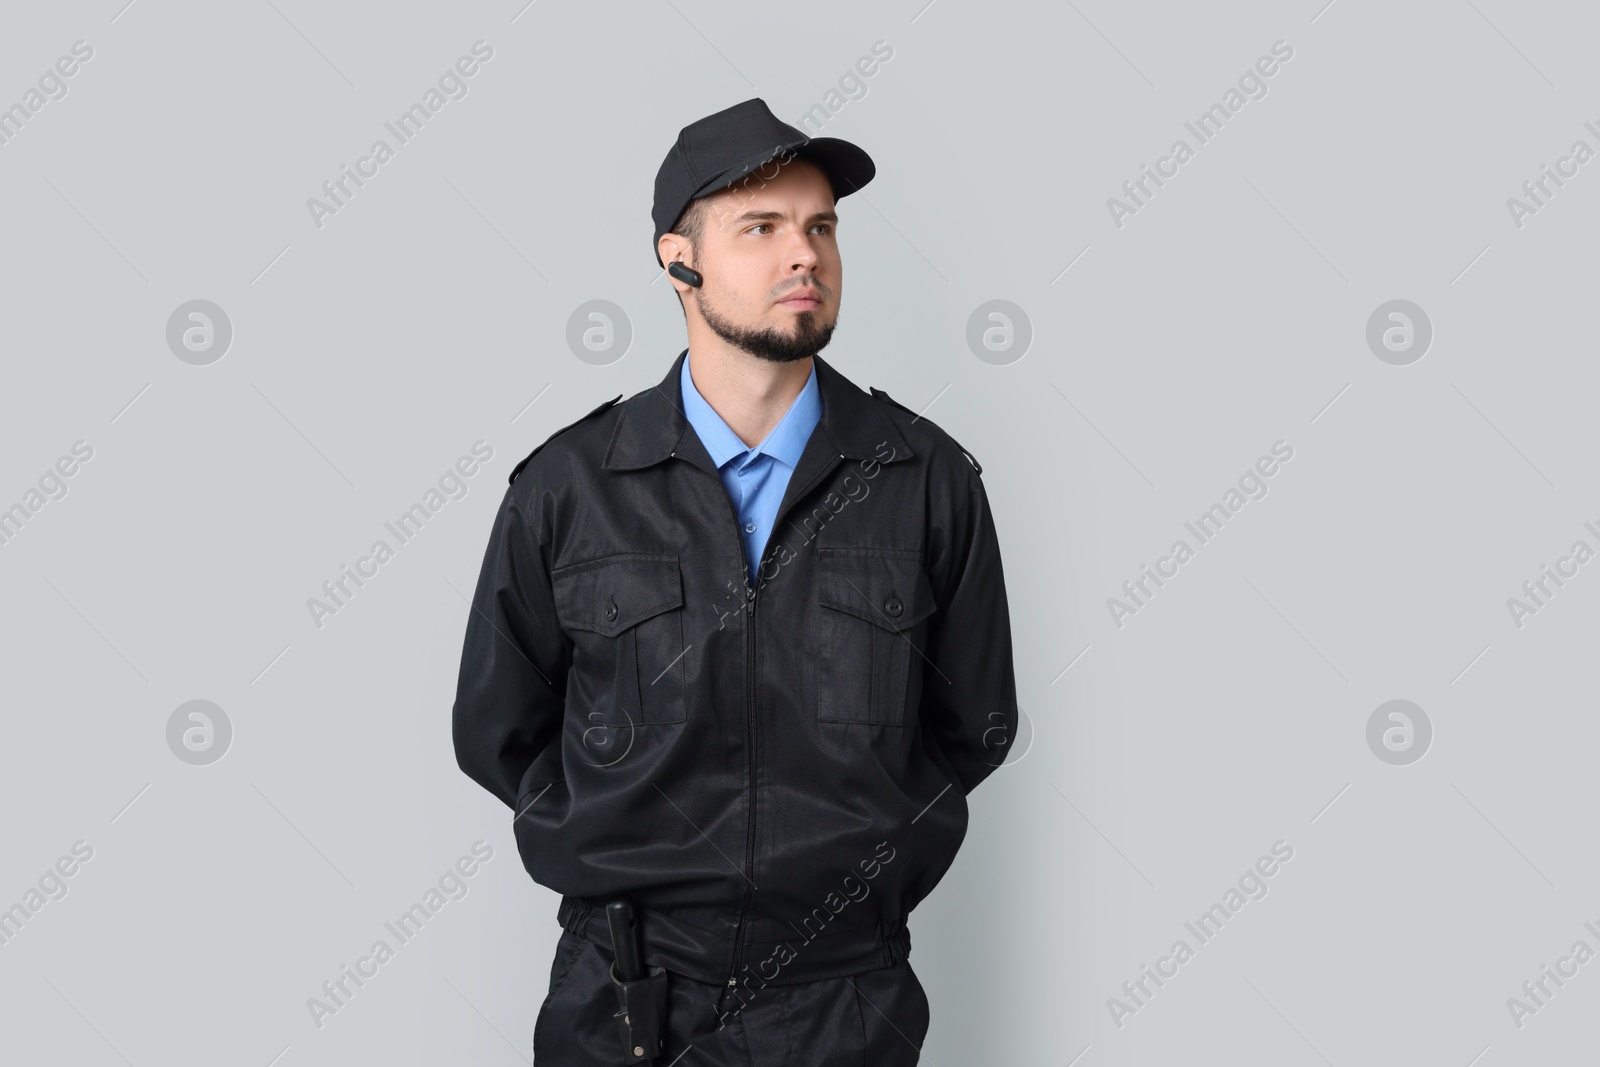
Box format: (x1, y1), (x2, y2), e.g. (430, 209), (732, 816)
(728, 210), (839, 226)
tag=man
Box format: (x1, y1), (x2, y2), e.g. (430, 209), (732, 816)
(453, 97), (1018, 1064)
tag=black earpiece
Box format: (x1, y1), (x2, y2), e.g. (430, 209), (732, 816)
(667, 261), (703, 288)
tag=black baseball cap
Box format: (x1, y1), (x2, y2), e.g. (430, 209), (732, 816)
(651, 97), (876, 268)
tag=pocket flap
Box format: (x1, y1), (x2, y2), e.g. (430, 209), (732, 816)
(816, 550), (938, 632)
(552, 553), (683, 637)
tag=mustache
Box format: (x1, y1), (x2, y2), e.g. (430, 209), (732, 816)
(775, 280), (832, 300)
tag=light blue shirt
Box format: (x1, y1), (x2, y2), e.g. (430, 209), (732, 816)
(680, 355), (823, 590)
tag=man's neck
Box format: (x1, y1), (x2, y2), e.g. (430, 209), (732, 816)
(686, 347), (813, 449)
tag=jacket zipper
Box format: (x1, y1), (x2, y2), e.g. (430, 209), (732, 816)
(675, 458), (761, 1003)
(678, 448), (844, 1007)
(727, 588), (757, 997)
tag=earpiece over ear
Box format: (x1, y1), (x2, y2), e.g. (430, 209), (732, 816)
(667, 261), (703, 288)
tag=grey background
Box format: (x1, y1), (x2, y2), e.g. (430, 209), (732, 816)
(2, 0), (1597, 1064)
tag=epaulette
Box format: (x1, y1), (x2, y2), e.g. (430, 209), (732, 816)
(869, 386), (982, 475)
(508, 394), (622, 486)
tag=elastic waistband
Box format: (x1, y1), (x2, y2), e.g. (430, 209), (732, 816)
(557, 894), (911, 987)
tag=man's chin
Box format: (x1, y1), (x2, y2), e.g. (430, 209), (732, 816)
(756, 324), (834, 363)
(698, 295), (835, 362)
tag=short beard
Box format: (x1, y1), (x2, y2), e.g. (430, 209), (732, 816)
(695, 287), (835, 364)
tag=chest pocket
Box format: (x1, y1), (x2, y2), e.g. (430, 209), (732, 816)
(815, 548), (939, 727)
(552, 553), (687, 725)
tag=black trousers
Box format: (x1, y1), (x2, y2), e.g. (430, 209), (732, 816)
(533, 926), (931, 1065)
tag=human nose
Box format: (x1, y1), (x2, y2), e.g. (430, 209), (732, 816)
(786, 229), (820, 273)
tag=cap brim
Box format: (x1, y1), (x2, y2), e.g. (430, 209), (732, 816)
(694, 136), (876, 204)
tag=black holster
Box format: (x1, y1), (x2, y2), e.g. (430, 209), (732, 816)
(604, 898), (669, 1063)
(608, 958), (669, 1063)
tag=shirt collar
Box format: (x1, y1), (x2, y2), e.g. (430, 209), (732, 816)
(679, 354), (822, 473)
(601, 348), (915, 472)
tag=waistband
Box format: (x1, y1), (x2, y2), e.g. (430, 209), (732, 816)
(557, 894), (911, 987)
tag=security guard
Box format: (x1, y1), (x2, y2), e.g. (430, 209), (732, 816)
(452, 97), (1018, 1064)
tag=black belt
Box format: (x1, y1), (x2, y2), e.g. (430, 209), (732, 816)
(557, 894), (912, 987)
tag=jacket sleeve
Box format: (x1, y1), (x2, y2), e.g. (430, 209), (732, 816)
(919, 463), (1018, 796)
(452, 481), (572, 811)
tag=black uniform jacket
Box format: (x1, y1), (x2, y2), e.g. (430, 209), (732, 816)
(452, 348), (1018, 990)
